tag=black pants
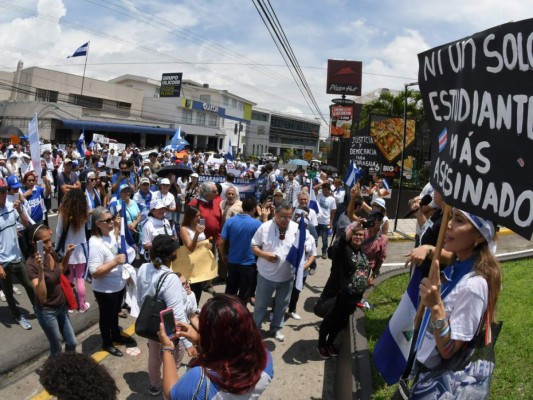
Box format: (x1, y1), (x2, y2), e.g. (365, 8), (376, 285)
(288, 275), (307, 313)
(190, 282), (204, 304)
(318, 291), (360, 347)
(225, 263), (257, 303)
(3, 260), (36, 318)
(93, 287), (125, 348)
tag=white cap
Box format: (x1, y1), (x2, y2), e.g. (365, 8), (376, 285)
(160, 178), (171, 185)
(150, 199), (166, 210)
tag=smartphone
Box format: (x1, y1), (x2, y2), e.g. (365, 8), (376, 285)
(36, 240), (44, 259)
(199, 218), (205, 226)
(160, 308), (177, 339)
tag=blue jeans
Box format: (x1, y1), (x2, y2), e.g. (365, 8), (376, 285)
(35, 303), (77, 355)
(253, 273), (293, 331)
(316, 224), (330, 254)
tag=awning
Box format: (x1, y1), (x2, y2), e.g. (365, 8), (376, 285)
(61, 119), (176, 135)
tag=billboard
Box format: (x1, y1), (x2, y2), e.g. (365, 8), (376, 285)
(326, 60), (362, 96)
(349, 116), (416, 181)
(330, 105), (353, 138)
(160, 73), (182, 97)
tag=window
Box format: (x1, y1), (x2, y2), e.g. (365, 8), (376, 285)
(73, 94), (103, 109)
(252, 144), (255, 155)
(232, 99), (237, 108)
(199, 94), (211, 103)
(196, 112), (206, 125)
(208, 113), (217, 127)
(182, 109), (193, 124)
(238, 101), (244, 110)
(222, 95), (229, 106)
(35, 89), (58, 103)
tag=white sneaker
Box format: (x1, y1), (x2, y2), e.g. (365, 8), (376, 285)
(288, 311), (301, 320)
(13, 286), (21, 295)
(79, 302), (91, 313)
(0, 291), (5, 302)
(271, 330), (284, 342)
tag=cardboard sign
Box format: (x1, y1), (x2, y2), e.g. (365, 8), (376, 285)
(106, 155), (121, 169)
(93, 134), (109, 145)
(109, 142), (126, 152)
(418, 18), (533, 240)
(39, 143), (52, 154)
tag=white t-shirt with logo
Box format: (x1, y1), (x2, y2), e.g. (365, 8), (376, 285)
(316, 192), (336, 225)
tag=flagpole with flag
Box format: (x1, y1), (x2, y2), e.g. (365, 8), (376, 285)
(68, 41), (90, 97)
(120, 200), (137, 264)
(77, 129), (86, 157)
(286, 215), (307, 291)
(226, 135), (234, 161)
(344, 160), (360, 188)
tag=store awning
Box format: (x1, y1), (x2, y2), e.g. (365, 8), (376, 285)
(61, 119), (176, 135)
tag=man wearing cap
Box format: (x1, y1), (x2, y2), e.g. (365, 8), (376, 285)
(134, 177), (154, 223)
(8, 154), (19, 178)
(7, 175), (36, 227)
(57, 158), (80, 206)
(20, 153), (33, 176)
(142, 199), (174, 257)
(153, 178), (177, 227)
(13, 145), (24, 167)
(129, 147), (142, 169)
(111, 160), (136, 197)
(0, 177), (35, 330)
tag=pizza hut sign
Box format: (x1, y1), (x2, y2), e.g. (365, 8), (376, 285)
(326, 60), (362, 96)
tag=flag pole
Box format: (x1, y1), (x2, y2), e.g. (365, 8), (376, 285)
(80, 41), (90, 98)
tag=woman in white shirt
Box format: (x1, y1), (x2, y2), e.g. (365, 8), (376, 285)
(56, 189), (90, 313)
(88, 206), (134, 357)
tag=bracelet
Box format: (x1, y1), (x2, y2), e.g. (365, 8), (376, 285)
(427, 246), (433, 258)
(438, 324), (450, 338)
(160, 347), (175, 355)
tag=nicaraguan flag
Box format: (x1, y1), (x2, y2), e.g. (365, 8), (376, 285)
(120, 200), (137, 264)
(438, 128), (448, 153)
(226, 136), (234, 161)
(77, 130), (86, 156)
(88, 140), (95, 150)
(309, 185), (321, 215)
(170, 126), (182, 143)
(286, 215), (306, 291)
(68, 42), (89, 58)
(381, 178), (390, 190)
(344, 160), (360, 187)
(373, 267), (423, 384)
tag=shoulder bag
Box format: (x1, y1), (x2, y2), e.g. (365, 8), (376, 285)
(135, 272), (172, 342)
(60, 273), (79, 311)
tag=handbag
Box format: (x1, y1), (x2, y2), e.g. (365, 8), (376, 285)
(135, 272), (172, 342)
(327, 230), (337, 259)
(60, 273), (79, 311)
(313, 295), (337, 318)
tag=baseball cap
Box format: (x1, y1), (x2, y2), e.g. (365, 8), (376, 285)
(190, 173), (199, 178)
(160, 178), (171, 185)
(150, 199), (166, 210)
(140, 177), (150, 185)
(273, 189), (283, 196)
(10, 153), (18, 159)
(64, 158), (72, 164)
(23, 153), (31, 159)
(96, 161), (105, 168)
(119, 183), (131, 192)
(7, 175), (22, 189)
(143, 166), (151, 171)
(371, 198), (386, 209)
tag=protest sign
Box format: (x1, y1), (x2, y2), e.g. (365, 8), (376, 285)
(106, 155), (121, 170)
(171, 240), (217, 283)
(197, 175), (267, 200)
(93, 133), (109, 144)
(109, 142), (126, 152)
(418, 18), (533, 240)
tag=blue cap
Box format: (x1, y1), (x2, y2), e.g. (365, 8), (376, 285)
(6, 175), (22, 189)
(119, 183), (131, 192)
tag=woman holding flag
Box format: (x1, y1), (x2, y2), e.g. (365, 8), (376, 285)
(407, 209), (501, 397)
(88, 206), (135, 357)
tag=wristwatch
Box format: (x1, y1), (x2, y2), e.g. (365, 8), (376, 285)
(431, 317), (448, 331)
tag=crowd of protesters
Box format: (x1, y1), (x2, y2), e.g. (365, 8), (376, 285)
(0, 139), (398, 398)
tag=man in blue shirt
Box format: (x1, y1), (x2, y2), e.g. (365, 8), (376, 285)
(0, 177), (35, 330)
(111, 159), (136, 197)
(219, 197), (261, 304)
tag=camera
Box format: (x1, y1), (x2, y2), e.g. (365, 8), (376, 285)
(362, 220), (376, 229)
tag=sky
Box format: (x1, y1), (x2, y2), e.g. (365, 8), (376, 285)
(0, 0), (530, 133)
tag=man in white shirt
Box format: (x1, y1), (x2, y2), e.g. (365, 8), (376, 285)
(251, 200), (299, 342)
(283, 170), (300, 205)
(153, 178), (177, 226)
(315, 183), (337, 259)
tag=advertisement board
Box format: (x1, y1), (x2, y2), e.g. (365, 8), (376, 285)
(330, 105), (353, 138)
(326, 60), (362, 96)
(160, 73), (182, 98)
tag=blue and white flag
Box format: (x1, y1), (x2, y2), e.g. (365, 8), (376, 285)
(68, 42), (89, 58)
(382, 178), (390, 190)
(77, 130), (86, 156)
(226, 136), (234, 161)
(344, 160), (360, 187)
(309, 186), (321, 215)
(372, 267), (423, 384)
(170, 126), (182, 143)
(28, 114), (42, 179)
(286, 215), (306, 291)
(120, 200), (137, 264)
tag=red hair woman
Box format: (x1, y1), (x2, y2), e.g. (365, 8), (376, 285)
(159, 294), (274, 399)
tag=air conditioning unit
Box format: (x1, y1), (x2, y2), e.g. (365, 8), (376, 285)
(154, 94), (159, 98)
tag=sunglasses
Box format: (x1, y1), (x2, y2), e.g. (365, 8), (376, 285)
(98, 218), (114, 224)
(88, 178), (96, 182)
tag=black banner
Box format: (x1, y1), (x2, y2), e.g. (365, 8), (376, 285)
(418, 18), (533, 240)
(160, 73), (182, 97)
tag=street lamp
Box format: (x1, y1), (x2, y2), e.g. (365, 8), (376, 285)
(234, 122), (243, 156)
